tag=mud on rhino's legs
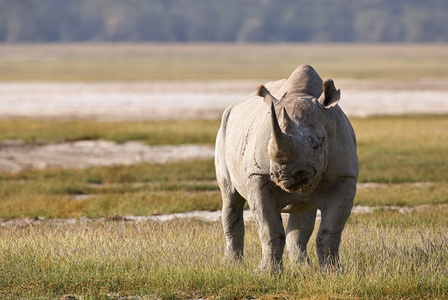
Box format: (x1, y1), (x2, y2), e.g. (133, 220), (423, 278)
(221, 190), (246, 261)
(286, 210), (317, 263)
(316, 179), (355, 268)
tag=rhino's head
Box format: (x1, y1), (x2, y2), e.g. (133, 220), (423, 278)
(258, 80), (340, 193)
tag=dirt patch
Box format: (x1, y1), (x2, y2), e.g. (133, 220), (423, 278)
(3, 204), (446, 227)
(0, 140), (215, 173)
(0, 182), (441, 226)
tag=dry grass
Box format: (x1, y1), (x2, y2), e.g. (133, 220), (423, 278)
(1, 43), (448, 81)
(1, 214), (447, 299)
(0, 113), (446, 298)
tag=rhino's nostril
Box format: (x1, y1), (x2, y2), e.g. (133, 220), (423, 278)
(294, 171), (309, 185)
(294, 171), (305, 180)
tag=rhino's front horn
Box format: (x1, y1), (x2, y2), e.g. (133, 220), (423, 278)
(268, 102), (297, 163)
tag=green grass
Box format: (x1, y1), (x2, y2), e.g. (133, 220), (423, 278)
(356, 183), (448, 207)
(1, 43), (448, 81)
(0, 119), (220, 145)
(0, 159), (220, 219)
(0, 115), (447, 218)
(2, 163), (448, 219)
(352, 115), (448, 183)
(1, 215), (447, 299)
(0, 115), (447, 182)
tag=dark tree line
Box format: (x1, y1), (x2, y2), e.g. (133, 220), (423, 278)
(1, 0), (447, 43)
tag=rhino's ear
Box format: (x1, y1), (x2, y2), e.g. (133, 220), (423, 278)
(257, 85), (278, 106)
(318, 79), (340, 109)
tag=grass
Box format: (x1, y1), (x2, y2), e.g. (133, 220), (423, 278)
(352, 115), (448, 183)
(0, 115), (447, 218)
(356, 183), (448, 207)
(0, 159), (220, 219)
(1, 215), (447, 299)
(1, 42), (447, 299)
(0, 119), (220, 145)
(1, 43), (448, 81)
(1, 160), (448, 219)
(0, 115), (447, 182)
(0, 115), (447, 298)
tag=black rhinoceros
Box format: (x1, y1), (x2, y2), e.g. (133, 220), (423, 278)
(215, 65), (359, 271)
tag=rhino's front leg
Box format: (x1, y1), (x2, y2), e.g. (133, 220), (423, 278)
(316, 178), (356, 268)
(286, 209), (317, 264)
(222, 191), (246, 262)
(248, 175), (285, 272)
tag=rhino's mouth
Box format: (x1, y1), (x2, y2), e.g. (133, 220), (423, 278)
(275, 170), (315, 193)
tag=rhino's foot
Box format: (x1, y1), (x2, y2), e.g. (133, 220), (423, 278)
(255, 258), (283, 274)
(222, 248), (243, 266)
(222, 256), (242, 268)
(287, 250), (310, 266)
(320, 260), (344, 274)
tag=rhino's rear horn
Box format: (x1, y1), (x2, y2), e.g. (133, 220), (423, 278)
(318, 79), (340, 109)
(258, 85), (278, 106)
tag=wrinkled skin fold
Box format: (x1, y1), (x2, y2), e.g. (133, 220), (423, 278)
(215, 65), (359, 271)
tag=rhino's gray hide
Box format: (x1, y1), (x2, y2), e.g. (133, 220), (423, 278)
(215, 65), (359, 270)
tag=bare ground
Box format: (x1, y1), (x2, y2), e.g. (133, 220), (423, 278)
(3, 202), (446, 227)
(0, 139), (215, 174)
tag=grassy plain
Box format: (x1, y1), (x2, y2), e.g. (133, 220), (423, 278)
(0, 115), (447, 220)
(1, 43), (448, 81)
(0, 115), (447, 298)
(1, 41), (448, 299)
(0, 114), (447, 298)
(1, 216), (448, 299)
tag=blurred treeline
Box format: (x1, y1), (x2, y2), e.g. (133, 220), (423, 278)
(1, 0), (447, 43)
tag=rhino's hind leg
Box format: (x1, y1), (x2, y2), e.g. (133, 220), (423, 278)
(222, 189), (246, 262)
(286, 210), (317, 264)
